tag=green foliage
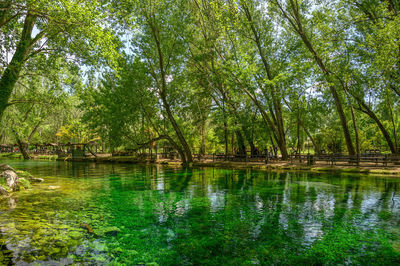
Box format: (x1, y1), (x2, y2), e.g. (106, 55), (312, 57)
(17, 177), (31, 190)
(2, 0), (400, 159)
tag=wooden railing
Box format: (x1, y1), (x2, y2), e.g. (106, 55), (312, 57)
(4, 145), (397, 167)
(287, 154), (400, 167)
(108, 151), (400, 167)
(195, 153), (400, 167)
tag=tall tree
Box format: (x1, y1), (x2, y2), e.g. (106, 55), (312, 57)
(0, 0), (119, 118)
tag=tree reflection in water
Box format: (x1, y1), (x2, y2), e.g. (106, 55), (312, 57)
(0, 160), (399, 264)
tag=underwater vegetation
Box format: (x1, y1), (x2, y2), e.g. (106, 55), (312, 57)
(0, 160), (399, 265)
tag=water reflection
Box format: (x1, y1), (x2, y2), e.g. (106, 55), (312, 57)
(0, 160), (399, 264)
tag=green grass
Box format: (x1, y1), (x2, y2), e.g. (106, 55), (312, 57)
(0, 153), (24, 159)
(370, 169), (400, 175)
(36, 155), (58, 160)
(0, 153), (57, 160)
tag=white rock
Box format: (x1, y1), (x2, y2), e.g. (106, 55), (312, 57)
(0, 170), (19, 191)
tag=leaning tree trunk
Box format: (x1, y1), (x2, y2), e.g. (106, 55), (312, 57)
(159, 94), (192, 163)
(239, 85), (289, 159)
(275, 1), (356, 156)
(199, 121), (206, 156)
(348, 101), (360, 156)
(297, 115), (301, 152)
(150, 19), (193, 163)
(348, 90), (397, 154)
(133, 134), (187, 164)
(16, 138), (30, 160)
(242, 3), (288, 160)
(282, 98), (321, 155)
(0, 12), (36, 118)
(11, 128), (31, 159)
(359, 99), (396, 154)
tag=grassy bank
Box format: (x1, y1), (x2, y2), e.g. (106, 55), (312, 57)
(3, 152), (400, 177)
(0, 153), (57, 160)
(0, 153), (24, 159)
(192, 161), (400, 176)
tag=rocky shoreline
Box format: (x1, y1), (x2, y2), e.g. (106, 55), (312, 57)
(0, 164), (43, 197)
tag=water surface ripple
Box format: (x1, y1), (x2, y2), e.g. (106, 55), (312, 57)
(0, 160), (399, 265)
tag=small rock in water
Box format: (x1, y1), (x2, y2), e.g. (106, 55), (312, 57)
(30, 177), (44, 183)
(0, 170), (19, 191)
(48, 186), (60, 190)
(16, 170), (44, 182)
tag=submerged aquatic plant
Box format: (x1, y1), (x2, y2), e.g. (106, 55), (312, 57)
(0, 161), (399, 265)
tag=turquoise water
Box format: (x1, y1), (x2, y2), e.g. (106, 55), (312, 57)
(0, 160), (400, 265)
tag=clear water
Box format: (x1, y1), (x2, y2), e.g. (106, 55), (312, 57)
(0, 160), (400, 265)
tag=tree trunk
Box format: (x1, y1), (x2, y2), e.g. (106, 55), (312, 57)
(134, 134), (187, 164)
(239, 85), (288, 159)
(16, 138), (30, 160)
(0, 12), (36, 118)
(199, 122), (206, 156)
(387, 92), (398, 152)
(301, 121), (321, 155)
(357, 97), (397, 154)
(241, 3), (288, 160)
(297, 115), (301, 152)
(301, 40), (355, 155)
(236, 130), (246, 155)
(158, 97), (190, 163)
(282, 98), (321, 155)
(350, 104), (360, 156)
(150, 19), (193, 163)
(275, 0), (356, 156)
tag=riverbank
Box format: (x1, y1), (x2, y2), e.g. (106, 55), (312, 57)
(2, 153), (400, 177)
(0, 164), (44, 198)
(192, 161), (400, 176)
(66, 155), (400, 176)
(0, 153), (57, 160)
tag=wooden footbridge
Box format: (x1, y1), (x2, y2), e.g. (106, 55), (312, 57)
(0, 141), (100, 159)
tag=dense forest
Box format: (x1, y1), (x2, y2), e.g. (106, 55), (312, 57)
(1, 0), (400, 163)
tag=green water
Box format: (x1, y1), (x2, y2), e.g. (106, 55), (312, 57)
(0, 160), (400, 265)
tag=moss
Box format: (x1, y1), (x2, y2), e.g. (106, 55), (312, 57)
(16, 170), (34, 179)
(18, 177), (31, 190)
(0, 177), (7, 187)
(95, 226), (121, 236)
(2, 163), (400, 265)
(68, 231), (84, 240)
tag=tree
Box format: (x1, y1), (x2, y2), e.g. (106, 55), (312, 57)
(0, 0), (120, 118)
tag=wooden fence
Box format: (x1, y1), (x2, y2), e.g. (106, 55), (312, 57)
(195, 153), (400, 167)
(110, 150), (400, 167)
